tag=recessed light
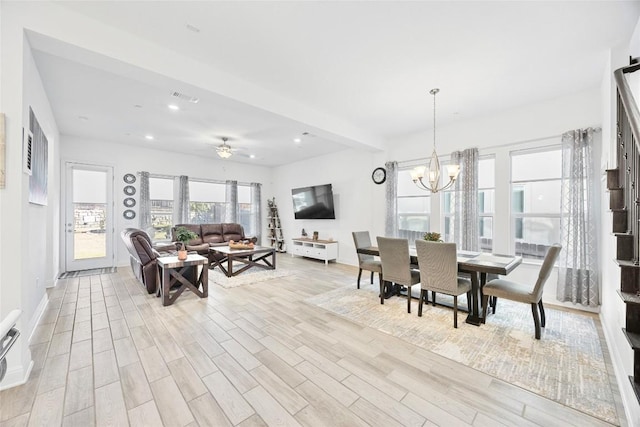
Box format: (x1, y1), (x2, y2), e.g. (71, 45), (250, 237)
(249, 154), (256, 159)
(78, 115), (89, 121)
(293, 138), (302, 143)
(134, 104), (143, 108)
(145, 135), (154, 140)
(168, 104), (180, 111)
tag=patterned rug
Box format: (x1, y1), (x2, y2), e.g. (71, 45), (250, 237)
(209, 267), (294, 288)
(305, 286), (619, 425)
(58, 267), (117, 279)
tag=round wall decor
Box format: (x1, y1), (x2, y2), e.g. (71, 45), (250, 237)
(123, 185), (136, 196)
(372, 167), (386, 184)
(123, 209), (136, 220)
(123, 173), (136, 184)
(123, 197), (136, 207)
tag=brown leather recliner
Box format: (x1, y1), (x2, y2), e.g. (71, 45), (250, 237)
(121, 228), (176, 294)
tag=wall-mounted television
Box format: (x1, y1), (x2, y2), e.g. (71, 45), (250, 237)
(291, 184), (336, 220)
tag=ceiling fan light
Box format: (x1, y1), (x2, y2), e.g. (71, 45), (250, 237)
(216, 137), (233, 159)
(217, 146), (233, 159)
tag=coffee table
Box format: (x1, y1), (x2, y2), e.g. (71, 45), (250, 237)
(156, 254), (208, 306)
(210, 245), (276, 277)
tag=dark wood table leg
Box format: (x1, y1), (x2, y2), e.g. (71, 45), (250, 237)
(200, 264), (208, 297)
(228, 255), (233, 277)
(465, 272), (482, 326)
(162, 266), (170, 306)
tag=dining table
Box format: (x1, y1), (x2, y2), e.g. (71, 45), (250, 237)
(356, 246), (522, 326)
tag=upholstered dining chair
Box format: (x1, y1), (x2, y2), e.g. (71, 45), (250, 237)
(481, 244), (561, 339)
(376, 237), (420, 313)
(352, 231), (383, 289)
(415, 240), (472, 328)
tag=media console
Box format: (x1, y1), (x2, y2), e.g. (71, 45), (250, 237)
(290, 238), (338, 265)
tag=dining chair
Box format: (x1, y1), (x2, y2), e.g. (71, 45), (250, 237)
(376, 237), (420, 312)
(481, 244), (561, 339)
(352, 231), (383, 289)
(415, 240), (472, 328)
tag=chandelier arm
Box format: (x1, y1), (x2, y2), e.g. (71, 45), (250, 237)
(412, 178), (430, 191)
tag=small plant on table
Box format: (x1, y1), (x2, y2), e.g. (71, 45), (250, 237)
(175, 226), (199, 260)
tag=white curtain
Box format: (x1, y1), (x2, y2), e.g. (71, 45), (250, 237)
(451, 148), (479, 251)
(557, 128), (599, 306)
(384, 161), (398, 237)
(250, 182), (262, 241)
(224, 180), (238, 223)
(176, 175), (189, 224)
(138, 171), (152, 234)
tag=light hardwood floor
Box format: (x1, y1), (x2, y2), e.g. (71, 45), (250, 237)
(0, 255), (626, 426)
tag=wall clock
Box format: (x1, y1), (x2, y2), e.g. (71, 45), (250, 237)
(372, 167), (386, 184)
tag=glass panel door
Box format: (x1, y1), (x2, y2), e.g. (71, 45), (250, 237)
(65, 162), (114, 271)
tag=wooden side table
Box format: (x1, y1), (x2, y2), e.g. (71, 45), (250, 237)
(156, 254), (208, 306)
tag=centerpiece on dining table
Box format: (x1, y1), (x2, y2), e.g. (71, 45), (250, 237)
(423, 232), (443, 242)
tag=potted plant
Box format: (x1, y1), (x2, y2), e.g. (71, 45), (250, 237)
(423, 232), (443, 242)
(174, 226), (198, 260)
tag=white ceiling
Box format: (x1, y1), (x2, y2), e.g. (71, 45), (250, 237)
(31, 1), (640, 166)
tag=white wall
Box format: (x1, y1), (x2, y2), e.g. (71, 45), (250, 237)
(0, 24), (60, 388)
(61, 136), (274, 268)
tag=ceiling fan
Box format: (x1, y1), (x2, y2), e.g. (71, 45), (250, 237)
(216, 137), (234, 159)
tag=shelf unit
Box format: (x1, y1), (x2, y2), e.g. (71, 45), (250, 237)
(267, 198), (286, 253)
(290, 238), (338, 265)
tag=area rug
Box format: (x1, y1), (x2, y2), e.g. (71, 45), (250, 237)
(58, 267), (117, 279)
(209, 267), (294, 288)
(305, 286), (618, 425)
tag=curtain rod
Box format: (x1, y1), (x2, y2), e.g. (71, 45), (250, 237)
(397, 126), (602, 166)
(138, 172), (255, 186)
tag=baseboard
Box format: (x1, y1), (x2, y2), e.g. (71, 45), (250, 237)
(601, 311), (640, 425)
(27, 293), (49, 344)
(0, 359), (33, 391)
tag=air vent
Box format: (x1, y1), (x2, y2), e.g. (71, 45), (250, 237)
(169, 90), (199, 104)
(23, 130), (33, 175)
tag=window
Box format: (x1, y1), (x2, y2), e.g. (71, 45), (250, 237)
(439, 157), (494, 252)
(478, 157), (495, 252)
(238, 185), (252, 235)
(149, 177), (174, 241)
(511, 147), (562, 259)
(397, 169), (430, 244)
(189, 181), (226, 224)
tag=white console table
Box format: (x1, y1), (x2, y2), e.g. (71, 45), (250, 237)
(290, 238), (338, 265)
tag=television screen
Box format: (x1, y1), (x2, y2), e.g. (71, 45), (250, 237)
(291, 184), (336, 219)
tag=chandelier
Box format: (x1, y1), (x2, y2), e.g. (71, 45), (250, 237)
(217, 137), (233, 159)
(411, 88), (460, 192)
